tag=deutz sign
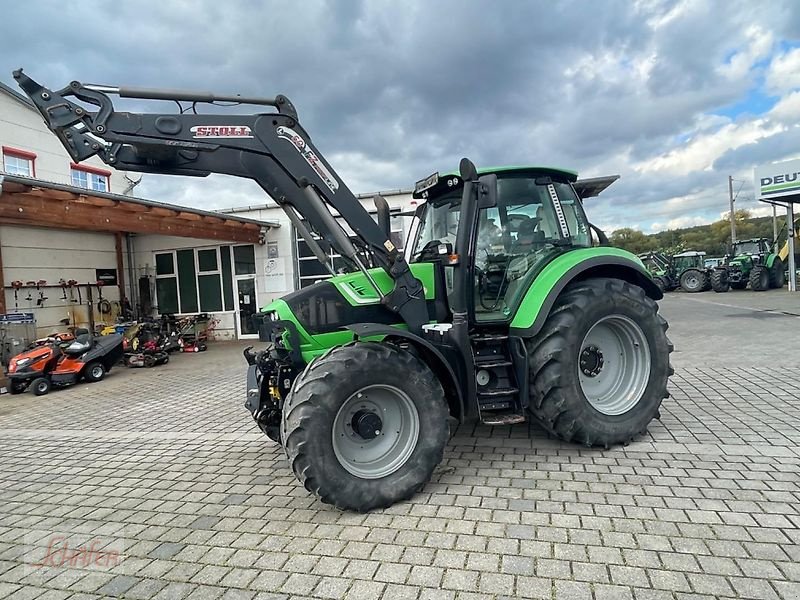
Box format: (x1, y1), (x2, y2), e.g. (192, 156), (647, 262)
(755, 158), (800, 200)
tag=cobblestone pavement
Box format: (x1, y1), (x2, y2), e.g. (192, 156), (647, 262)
(1, 292), (799, 600)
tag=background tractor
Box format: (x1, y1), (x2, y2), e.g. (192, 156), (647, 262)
(16, 70), (673, 511)
(711, 238), (784, 292)
(672, 251), (712, 293)
(638, 251), (678, 292)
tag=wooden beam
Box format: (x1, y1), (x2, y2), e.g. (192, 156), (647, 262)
(0, 192), (262, 243)
(115, 232), (126, 303)
(0, 230), (5, 315)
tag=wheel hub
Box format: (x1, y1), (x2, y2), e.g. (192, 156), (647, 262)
(352, 410), (382, 440)
(580, 345), (604, 377)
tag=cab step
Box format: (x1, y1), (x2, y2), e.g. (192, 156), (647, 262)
(471, 334), (509, 343)
(474, 358), (513, 368)
(481, 413), (526, 426)
(478, 387), (519, 397)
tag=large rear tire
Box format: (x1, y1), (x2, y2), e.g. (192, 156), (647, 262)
(282, 341), (449, 511)
(710, 269), (730, 293)
(526, 278), (672, 447)
(770, 258), (785, 288)
(680, 269), (707, 293)
(749, 265), (770, 291)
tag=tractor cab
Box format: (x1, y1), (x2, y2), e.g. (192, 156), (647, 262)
(408, 167), (593, 322)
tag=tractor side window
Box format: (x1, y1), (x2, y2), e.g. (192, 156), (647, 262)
(555, 182), (591, 247)
(474, 177), (564, 322)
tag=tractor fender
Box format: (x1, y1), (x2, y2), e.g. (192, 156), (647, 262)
(509, 254), (662, 338)
(346, 323), (466, 422)
(766, 254), (777, 268)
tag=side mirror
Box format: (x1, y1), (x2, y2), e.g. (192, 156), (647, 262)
(459, 157), (478, 182)
(477, 174), (498, 208)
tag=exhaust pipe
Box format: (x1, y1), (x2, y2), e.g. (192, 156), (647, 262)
(373, 194), (391, 239)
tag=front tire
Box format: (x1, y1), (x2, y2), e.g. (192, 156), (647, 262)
(680, 269), (707, 293)
(770, 258), (785, 288)
(749, 265), (770, 291)
(31, 377), (51, 396)
(710, 269), (730, 293)
(282, 341), (449, 511)
(526, 278), (672, 447)
(8, 380), (27, 395)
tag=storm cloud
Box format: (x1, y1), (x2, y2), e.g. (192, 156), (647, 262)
(1, 0), (799, 232)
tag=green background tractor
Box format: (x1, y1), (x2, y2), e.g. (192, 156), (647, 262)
(638, 251), (678, 293)
(711, 238), (785, 292)
(672, 251), (712, 293)
(18, 70), (674, 512)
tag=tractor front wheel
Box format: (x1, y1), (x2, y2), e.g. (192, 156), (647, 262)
(526, 278), (672, 447)
(749, 265), (770, 291)
(710, 269), (729, 293)
(282, 341), (449, 511)
(680, 269), (707, 293)
(770, 258), (785, 288)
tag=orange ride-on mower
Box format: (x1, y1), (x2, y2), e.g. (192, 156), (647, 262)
(7, 329), (124, 395)
(6, 333), (74, 395)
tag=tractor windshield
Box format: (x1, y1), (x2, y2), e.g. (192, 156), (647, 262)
(733, 241), (761, 255)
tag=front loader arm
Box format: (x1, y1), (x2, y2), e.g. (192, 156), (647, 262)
(14, 69), (428, 331)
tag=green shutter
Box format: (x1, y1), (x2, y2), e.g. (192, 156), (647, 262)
(177, 249), (198, 313)
(221, 246), (234, 311)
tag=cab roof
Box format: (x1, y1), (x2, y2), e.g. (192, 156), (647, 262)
(413, 165), (579, 200)
(442, 165), (579, 180)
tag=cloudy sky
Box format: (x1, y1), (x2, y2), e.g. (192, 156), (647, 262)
(2, 0), (799, 233)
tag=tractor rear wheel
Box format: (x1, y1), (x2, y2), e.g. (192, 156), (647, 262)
(282, 341), (449, 511)
(680, 269), (707, 293)
(749, 265), (770, 291)
(525, 278), (672, 447)
(710, 269), (729, 293)
(770, 258), (785, 288)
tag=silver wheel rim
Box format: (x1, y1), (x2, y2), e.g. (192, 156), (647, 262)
(579, 315), (651, 416)
(37, 381), (48, 393)
(684, 274), (699, 289)
(91, 365), (103, 379)
(332, 384), (420, 479)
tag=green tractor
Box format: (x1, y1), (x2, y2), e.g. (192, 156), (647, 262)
(672, 251), (712, 293)
(638, 251), (678, 293)
(16, 70), (673, 511)
(710, 238), (785, 292)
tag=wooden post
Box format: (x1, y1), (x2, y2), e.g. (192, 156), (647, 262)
(0, 231), (5, 314)
(115, 232), (126, 302)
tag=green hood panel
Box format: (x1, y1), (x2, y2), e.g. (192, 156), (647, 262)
(328, 262), (436, 306)
(259, 263), (437, 363)
(509, 247), (651, 331)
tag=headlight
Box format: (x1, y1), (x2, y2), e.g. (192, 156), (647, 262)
(269, 311), (279, 321)
(15, 357), (31, 367)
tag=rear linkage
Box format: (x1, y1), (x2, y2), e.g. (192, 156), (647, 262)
(12, 69), (428, 333)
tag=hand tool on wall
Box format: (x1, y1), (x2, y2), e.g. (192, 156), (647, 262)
(36, 280), (48, 307)
(11, 281), (23, 309)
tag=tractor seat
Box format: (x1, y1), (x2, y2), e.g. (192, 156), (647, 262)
(63, 328), (93, 355)
(513, 219), (545, 253)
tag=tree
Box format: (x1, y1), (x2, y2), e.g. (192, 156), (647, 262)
(610, 228), (657, 254)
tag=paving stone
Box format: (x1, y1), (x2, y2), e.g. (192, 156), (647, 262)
(1, 337), (799, 600)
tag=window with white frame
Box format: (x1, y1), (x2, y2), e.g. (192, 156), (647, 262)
(153, 245), (252, 314)
(294, 210), (404, 289)
(2, 147), (35, 177)
(70, 164), (109, 192)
